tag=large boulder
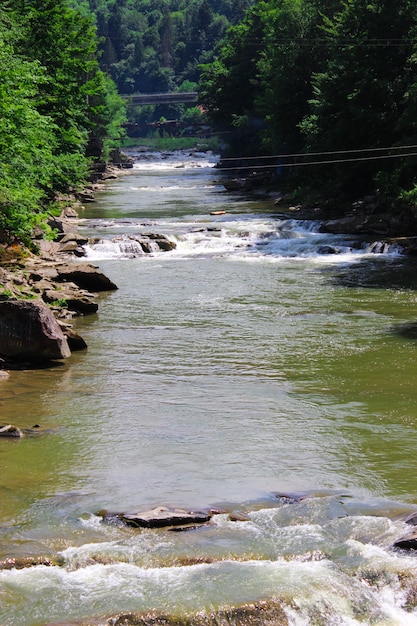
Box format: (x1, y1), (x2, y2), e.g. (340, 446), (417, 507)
(0, 300), (71, 362)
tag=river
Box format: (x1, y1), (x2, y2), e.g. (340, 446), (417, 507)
(2, 150), (417, 624)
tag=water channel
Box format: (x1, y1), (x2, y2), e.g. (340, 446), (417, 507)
(2, 150), (417, 624)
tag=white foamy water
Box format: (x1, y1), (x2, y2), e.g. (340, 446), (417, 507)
(83, 215), (400, 263)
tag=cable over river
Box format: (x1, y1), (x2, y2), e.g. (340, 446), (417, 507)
(3, 150), (417, 624)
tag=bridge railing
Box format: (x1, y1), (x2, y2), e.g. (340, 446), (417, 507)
(122, 92), (198, 106)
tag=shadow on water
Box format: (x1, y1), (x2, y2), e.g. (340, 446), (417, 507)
(327, 254), (417, 342)
(390, 320), (417, 341)
(329, 255), (417, 290)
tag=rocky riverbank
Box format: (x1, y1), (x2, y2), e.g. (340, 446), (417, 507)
(222, 166), (417, 253)
(0, 158), (134, 369)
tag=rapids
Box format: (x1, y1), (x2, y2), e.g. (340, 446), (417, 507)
(2, 150), (417, 625)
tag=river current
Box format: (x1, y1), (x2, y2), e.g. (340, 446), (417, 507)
(2, 151), (417, 624)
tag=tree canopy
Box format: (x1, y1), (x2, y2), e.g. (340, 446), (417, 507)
(0, 0), (126, 244)
(200, 0), (417, 205)
(70, 0), (252, 94)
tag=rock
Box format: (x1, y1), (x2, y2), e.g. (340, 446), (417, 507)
(0, 424), (23, 438)
(58, 233), (89, 246)
(393, 530), (417, 551)
(0, 556), (54, 570)
(58, 324), (88, 351)
(0, 300), (71, 362)
(317, 245), (340, 254)
(61, 206), (79, 219)
(390, 236), (417, 255)
(37, 239), (61, 259)
(154, 237), (176, 252)
(405, 512), (417, 525)
(273, 491), (309, 503)
(55, 263), (118, 291)
(229, 510), (251, 522)
(107, 600), (289, 625)
(43, 286), (99, 314)
(223, 178), (247, 191)
(106, 506), (212, 529)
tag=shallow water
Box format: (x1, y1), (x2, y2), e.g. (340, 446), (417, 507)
(2, 151), (417, 624)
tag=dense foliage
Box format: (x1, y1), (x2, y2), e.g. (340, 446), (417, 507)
(0, 0), (126, 244)
(71, 0), (252, 94)
(200, 0), (417, 204)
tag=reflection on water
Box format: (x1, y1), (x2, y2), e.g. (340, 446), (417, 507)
(2, 151), (417, 624)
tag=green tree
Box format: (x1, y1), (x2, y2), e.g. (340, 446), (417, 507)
(301, 0), (417, 196)
(0, 13), (57, 242)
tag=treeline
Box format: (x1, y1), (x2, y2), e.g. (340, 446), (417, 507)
(0, 0), (126, 244)
(200, 0), (417, 205)
(71, 0), (252, 94)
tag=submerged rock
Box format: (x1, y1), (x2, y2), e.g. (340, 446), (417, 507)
(107, 600), (289, 625)
(0, 556), (54, 570)
(0, 300), (71, 362)
(0, 424), (23, 438)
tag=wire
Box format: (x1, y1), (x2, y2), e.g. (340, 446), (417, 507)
(215, 150), (417, 170)
(217, 143), (417, 162)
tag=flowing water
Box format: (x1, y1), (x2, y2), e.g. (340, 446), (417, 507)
(2, 151), (417, 624)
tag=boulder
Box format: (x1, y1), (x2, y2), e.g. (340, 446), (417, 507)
(405, 512), (417, 525)
(43, 285), (99, 314)
(55, 263), (118, 291)
(393, 530), (417, 551)
(0, 556), (53, 570)
(0, 300), (71, 362)
(106, 506), (212, 529)
(60, 326), (88, 351)
(0, 424), (23, 438)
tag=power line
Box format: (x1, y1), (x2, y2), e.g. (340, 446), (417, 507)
(215, 150), (417, 170)
(217, 143), (417, 162)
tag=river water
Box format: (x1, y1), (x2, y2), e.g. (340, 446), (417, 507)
(2, 151), (417, 624)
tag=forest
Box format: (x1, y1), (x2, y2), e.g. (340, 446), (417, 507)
(0, 0), (126, 245)
(199, 0), (417, 208)
(71, 0), (252, 94)
(3, 0), (417, 244)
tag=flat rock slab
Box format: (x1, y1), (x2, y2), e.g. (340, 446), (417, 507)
(114, 506), (212, 529)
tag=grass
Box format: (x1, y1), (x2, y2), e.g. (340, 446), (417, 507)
(121, 135), (221, 153)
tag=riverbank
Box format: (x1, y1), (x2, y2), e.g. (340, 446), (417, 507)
(0, 158), (133, 369)
(220, 163), (417, 251)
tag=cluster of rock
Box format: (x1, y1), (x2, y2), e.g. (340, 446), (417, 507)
(90, 232), (177, 258)
(0, 195), (121, 367)
(105, 601), (289, 626)
(0, 253), (117, 366)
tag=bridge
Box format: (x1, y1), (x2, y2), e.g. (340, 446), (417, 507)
(122, 92), (198, 106)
